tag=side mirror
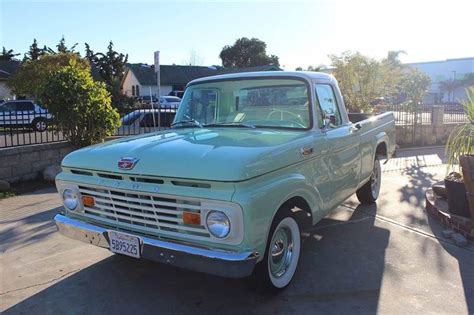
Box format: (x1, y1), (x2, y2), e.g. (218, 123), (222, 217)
(323, 114), (336, 129)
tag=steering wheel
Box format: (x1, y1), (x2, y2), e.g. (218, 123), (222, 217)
(266, 109), (306, 128)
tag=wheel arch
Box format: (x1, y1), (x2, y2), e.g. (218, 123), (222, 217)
(375, 131), (389, 161)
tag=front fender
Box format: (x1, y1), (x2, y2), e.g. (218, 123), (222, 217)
(232, 169), (322, 258)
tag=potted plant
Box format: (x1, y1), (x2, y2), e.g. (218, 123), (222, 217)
(445, 86), (474, 218)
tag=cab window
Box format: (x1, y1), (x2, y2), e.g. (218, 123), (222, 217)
(315, 84), (342, 128)
(0, 102), (16, 112)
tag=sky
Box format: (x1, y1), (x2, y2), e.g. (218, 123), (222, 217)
(1, 0), (473, 70)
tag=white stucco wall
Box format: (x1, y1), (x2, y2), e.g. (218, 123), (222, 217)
(0, 81), (15, 100)
(121, 71), (173, 97)
(121, 71), (141, 97)
(408, 57), (474, 103)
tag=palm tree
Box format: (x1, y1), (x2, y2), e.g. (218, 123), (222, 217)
(439, 79), (461, 102)
(0, 47), (20, 61)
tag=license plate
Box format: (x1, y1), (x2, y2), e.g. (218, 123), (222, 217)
(108, 231), (141, 258)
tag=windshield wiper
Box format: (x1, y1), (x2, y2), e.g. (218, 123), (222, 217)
(171, 119), (203, 128)
(204, 122), (256, 129)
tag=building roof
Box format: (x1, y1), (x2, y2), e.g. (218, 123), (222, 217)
(0, 60), (21, 80)
(406, 56), (474, 66)
(126, 63), (282, 86)
(127, 64), (217, 86)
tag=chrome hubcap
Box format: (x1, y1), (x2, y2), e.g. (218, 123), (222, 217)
(36, 121), (46, 130)
(269, 227), (294, 278)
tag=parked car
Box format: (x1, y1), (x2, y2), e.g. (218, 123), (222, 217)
(0, 100), (51, 132)
(117, 108), (177, 134)
(159, 96), (181, 108)
(168, 90), (184, 98)
(138, 95), (158, 105)
(54, 71), (396, 292)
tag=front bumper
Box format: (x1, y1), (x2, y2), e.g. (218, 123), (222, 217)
(54, 214), (259, 278)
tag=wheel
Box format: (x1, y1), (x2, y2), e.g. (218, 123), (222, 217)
(356, 157), (381, 204)
(32, 118), (47, 132)
(251, 209), (301, 293)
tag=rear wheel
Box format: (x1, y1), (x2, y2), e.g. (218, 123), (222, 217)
(32, 118), (47, 132)
(251, 209), (301, 293)
(356, 157), (381, 204)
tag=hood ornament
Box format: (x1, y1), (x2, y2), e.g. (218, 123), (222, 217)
(118, 157), (139, 170)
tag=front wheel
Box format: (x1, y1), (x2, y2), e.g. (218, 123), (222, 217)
(251, 210), (301, 292)
(356, 157), (381, 204)
(32, 118), (48, 132)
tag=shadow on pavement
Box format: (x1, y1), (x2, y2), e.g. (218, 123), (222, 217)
(4, 204), (389, 314)
(0, 206), (61, 253)
(426, 214), (474, 314)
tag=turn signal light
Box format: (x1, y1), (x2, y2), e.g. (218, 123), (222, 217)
(183, 212), (201, 225)
(82, 195), (95, 207)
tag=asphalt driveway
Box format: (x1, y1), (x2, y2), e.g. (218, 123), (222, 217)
(1, 147), (473, 314)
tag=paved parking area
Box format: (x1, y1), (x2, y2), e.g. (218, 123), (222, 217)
(1, 148), (473, 314)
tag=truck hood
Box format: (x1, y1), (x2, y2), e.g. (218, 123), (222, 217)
(62, 128), (313, 182)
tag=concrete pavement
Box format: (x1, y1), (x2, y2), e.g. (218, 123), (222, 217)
(1, 147), (473, 314)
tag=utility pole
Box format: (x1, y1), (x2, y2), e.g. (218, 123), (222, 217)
(154, 51), (161, 101)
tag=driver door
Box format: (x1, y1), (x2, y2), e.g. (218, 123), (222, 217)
(315, 84), (361, 210)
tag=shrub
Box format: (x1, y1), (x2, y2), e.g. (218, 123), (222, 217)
(8, 53), (89, 98)
(39, 60), (121, 147)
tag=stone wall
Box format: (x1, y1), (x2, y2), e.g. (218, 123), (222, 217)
(396, 123), (462, 147)
(0, 142), (74, 183)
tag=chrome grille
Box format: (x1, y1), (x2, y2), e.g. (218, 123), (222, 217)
(78, 185), (211, 239)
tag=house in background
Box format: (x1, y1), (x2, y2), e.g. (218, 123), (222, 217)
(407, 57), (474, 104)
(0, 60), (21, 100)
(121, 63), (281, 98)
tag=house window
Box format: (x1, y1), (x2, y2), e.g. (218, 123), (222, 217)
(136, 85), (140, 96)
(132, 85), (135, 96)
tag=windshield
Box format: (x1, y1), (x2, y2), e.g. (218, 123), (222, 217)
(174, 78), (311, 129)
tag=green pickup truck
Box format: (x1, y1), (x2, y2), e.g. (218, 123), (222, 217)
(54, 71), (395, 291)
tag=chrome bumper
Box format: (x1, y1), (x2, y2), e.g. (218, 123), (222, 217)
(54, 214), (259, 278)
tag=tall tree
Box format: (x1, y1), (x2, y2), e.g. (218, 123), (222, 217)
(439, 79), (460, 102)
(219, 37), (279, 68)
(44, 36), (78, 54)
(0, 47), (20, 61)
(398, 68), (431, 108)
(23, 39), (45, 61)
(329, 51), (397, 112)
(93, 41), (128, 86)
(84, 43), (97, 64)
(86, 41), (129, 112)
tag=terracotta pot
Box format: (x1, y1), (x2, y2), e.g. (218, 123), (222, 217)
(460, 155), (474, 219)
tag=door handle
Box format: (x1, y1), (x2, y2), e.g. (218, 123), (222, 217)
(351, 123), (361, 132)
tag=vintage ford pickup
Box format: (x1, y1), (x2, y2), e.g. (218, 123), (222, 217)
(54, 71), (395, 291)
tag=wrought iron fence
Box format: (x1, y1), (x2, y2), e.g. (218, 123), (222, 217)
(377, 104), (433, 125)
(0, 106), (176, 148)
(443, 104), (469, 123)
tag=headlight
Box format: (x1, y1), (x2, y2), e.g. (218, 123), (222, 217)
(206, 211), (230, 238)
(63, 189), (78, 210)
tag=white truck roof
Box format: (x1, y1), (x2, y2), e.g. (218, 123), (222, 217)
(189, 71), (336, 85)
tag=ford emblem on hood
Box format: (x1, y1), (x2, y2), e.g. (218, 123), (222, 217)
(118, 157), (139, 170)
